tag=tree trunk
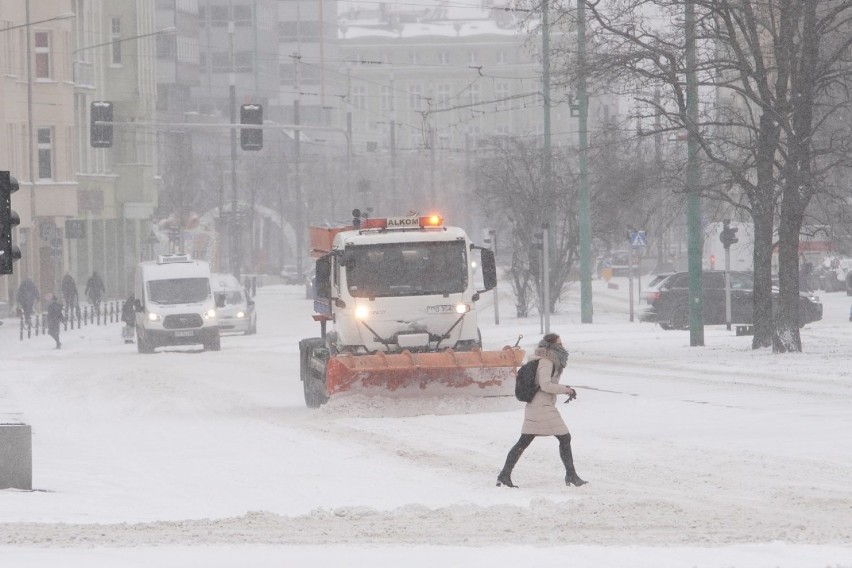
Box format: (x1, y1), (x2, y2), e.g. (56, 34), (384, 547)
(773, 207), (802, 353)
(751, 204), (774, 349)
(750, 111), (781, 349)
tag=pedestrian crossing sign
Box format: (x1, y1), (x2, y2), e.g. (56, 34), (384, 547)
(629, 230), (646, 248)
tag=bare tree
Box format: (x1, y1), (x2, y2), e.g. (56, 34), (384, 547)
(475, 136), (579, 317)
(569, 0), (852, 351)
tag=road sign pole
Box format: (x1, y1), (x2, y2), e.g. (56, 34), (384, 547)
(628, 246), (634, 322)
(725, 247), (732, 331)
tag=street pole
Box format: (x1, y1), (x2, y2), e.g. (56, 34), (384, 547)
(685, 0), (704, 346)
(725, 246), (732, 330)
(490, 229), (500, 325)
(628, 246), (635, 322)
(543, 223), (550, 334)
(25, 0), (37, 286)
(577, 0), (593, 324)
(228, 6), (240, 278)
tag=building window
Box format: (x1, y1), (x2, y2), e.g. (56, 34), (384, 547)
(468, 50), (479, 66)
(408, 84), (423, 111)
(38, 127), (53, 180)
(212, 52), (230, 73)
(34, 32), (51, 79)
(496, 50), (507, 65)
(111, 17), (122, 65)
(210, 6), (229, 27)
(409, 51), (418, 65)
(234, 51), (253, 73)
(233, 5), (253, 26)
(469, 83), (480, 105)
(352, 85), (366, 110)
(437, 84), (451, 107)
(381, 86), (392, 111)
(495, 82), (509, 108)
(438, 51), (449, 65)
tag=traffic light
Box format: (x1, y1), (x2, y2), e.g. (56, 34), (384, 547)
(90, 101), (114, 148)
(240, 104), (263, 151)
(719, 220), (739, 249)
(1, 171), (22, 275)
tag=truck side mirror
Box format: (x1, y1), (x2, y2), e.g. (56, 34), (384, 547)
(480, 249), (497, 291)
(316, 256), (332, 299)
(339, 250), (355, 268)
(133, 299), (143, 312)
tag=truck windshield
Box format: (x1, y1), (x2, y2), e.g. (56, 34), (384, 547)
(147, 278), (211, 304)
(347, 241), (468, 298)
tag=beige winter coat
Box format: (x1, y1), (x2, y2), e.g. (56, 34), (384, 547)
(521, 349), (573, 436)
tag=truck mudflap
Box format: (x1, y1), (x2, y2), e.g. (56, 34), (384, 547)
(324, 346), (525, 397)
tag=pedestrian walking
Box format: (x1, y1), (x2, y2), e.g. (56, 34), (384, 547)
(46, 294), (66, 350)
(61, 273), (80, 314)
(16, 278), (39, 325)
(85, 270), (106, 314)
(121, 294), (136, 344)
(497, 332), (587, 488)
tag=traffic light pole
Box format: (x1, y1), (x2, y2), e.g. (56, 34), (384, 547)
(685, 0), (704, 346)
(725, 246), (732, 330)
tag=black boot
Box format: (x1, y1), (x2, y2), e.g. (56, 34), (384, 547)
(497, 434), (535, 488)
(565, 473), (588, 487)
(558, 434), (588, 487)
(496, 472), (518, 488)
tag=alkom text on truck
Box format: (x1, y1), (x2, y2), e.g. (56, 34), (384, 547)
(299, 211), (524, 407)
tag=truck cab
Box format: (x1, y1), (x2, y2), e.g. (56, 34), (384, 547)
(133, 254), (222, 353)
(312, 214), (497, 354)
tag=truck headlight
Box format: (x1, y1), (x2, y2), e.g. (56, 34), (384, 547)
(203, 309), (217, 319)
(455, 303), (471, 314)
(147, 312), (160, 322)
(355, 305), (370, 320)
(236, 311), (246, 318)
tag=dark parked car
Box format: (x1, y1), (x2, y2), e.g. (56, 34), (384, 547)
(639, 270), (823, 330)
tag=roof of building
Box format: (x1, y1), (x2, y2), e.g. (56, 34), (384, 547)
(338, 0), (535, 40)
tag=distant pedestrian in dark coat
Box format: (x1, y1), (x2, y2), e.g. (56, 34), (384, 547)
(85, 271), (106, 311)
(121, 294), (136, 343)
(16, 278), (39, 323)
(46, 294), (65, 349)
(61, 273), (79, 312)
(497, 332), (587, 488)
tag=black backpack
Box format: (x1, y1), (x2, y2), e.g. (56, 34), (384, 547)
(515, 360), (541, 402)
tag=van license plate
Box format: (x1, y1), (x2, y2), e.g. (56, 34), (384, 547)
(174, 330), (195, 337)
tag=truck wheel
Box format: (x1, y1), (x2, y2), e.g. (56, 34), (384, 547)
(670, 304), (689, 330)
(300, 338), (329, 408)
(136, 328), (154, 354)
(205, 333), (221, 351)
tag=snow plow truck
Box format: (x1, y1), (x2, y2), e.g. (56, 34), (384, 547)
(298, 211), (525, 407)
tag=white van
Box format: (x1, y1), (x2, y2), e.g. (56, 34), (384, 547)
(211, 273), (257, 335)
(134, 254), (222, 353)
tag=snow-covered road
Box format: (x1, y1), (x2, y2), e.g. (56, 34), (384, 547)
(1, 280), (851, 567)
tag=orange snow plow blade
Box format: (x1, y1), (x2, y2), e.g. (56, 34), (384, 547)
(325, 346), (525, 397)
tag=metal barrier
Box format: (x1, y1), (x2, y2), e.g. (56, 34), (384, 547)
(18, 300), (122, 341)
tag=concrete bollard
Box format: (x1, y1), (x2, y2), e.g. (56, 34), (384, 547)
(0, 423), (33, 490)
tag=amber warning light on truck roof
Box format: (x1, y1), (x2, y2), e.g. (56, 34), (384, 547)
(360, 214), (444, 230)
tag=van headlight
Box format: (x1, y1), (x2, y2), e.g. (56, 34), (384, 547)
(236, 311), (246, 318)
(147, 312), (161, 322)
(203, 309), (217, 319)
(455, 303), (471, 314)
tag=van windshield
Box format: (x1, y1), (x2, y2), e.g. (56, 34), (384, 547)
(147, 278), (211, 304)
(215, 291), (245, 305)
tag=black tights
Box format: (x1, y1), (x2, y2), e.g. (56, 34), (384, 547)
(500, 433), (577, 477)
